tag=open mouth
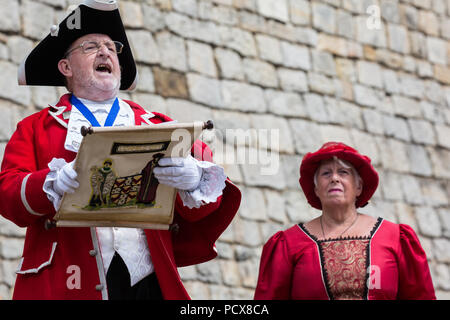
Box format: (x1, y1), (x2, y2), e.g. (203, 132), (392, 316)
(95, 64), (112, 74)
(328, 188), (342, 193)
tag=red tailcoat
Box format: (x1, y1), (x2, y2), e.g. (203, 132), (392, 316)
(0, 94), (241, 300)
(254, 219), (436, 300)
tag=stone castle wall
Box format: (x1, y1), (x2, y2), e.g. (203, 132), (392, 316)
(0, 0), (449, 299)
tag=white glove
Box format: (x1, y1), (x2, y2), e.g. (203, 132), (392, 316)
(153, 155), (202, 191)
(53, 160), (79, 196)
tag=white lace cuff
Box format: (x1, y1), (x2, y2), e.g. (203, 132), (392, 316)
(178, 160), (227, 209)
(43, 158), (68, 211)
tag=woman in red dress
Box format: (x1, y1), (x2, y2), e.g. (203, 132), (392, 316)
(254, 142), (436, 300)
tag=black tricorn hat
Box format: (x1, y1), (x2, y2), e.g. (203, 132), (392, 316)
(18, 0), (137, 91)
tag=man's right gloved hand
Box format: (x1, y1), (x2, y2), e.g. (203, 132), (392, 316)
(53, 160), (79, 196)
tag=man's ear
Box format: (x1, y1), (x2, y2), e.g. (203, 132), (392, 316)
(57, 59), (72, 78)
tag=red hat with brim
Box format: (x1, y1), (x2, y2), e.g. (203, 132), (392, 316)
(299, 142), (379, 210)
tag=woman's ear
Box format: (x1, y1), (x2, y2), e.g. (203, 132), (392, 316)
(356, 179), (363, 197)
(57, 59), (72, 78)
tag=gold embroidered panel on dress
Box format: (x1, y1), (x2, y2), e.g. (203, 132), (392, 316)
(320, 239), (369, 300)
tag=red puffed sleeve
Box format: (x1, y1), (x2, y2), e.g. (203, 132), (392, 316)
(397, 224), (436, 300)
(254, 231), (293, 299)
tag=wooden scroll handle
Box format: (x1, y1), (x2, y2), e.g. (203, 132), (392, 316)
(81, 126), (94, 137)
(203, 120), (214, 130)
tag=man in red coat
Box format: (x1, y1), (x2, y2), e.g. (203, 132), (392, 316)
(0, 0), (241, 300)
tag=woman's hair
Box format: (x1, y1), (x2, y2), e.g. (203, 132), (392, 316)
(313, 156), (363, 188)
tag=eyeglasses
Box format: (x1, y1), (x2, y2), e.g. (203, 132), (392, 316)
(64, 40), (124, 57)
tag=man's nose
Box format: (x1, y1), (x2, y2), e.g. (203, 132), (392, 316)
(97, 44), (110, 56)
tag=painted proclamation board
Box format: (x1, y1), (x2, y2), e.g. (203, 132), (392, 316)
(54, 121), (212, 229)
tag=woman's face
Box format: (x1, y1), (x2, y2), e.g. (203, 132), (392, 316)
(314, 158), (362, 209)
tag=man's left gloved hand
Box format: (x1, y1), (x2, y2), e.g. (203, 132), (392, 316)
(153, 155), (203, 191)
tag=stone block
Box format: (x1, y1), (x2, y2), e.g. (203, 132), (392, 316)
(304, 93), (328, 123)
(142, 5), (165, 32)
(0, 0), (20, 32)
(166, 99), (212, 123)
(435, 125), (450, 149)
(220, 260), (241, 286)
(383, 115), (411, 141)
(127, 30), (160, 64)
(438, 209), (450, 238)
(289, 0), (311, 26)
(255, 34), (283, 64)
(409, 31), (428, 58)
(153, 67), (188, 99)
(421, 179), (449, 207)
(218, 26), (257, 57)
(187, 41), (217, 78)
(187, 73), (223, 107)
(233, 217), (263, 247)
(166, 12), (220, 45)
(394, 201), (417, 230)
(289, 119), (322, 154)
(277, 68), (308, 93)
(401, 175), (424, 205)
(312, 2), (336, 34)
(311, 50), (336, 76)
(119, 1), (144, 28)
(399, 73), (425, 99)
(350, 129), (380, 164)
(406, 144), (433, 177)
(257, 0), (289, 22)
(284, 189), (320, 224)
(320, 124), (353, 146)
(264, 89), (307, 118)
(280, 41), (311, 70)
(427, 37), (447, 65)
(380, 0), (400, 23)
(415, 205), (442, 237)
(221, 80), (266, 112)
(196, 260), (222, 284)
(0, 238), (23, 259)
(392, 95), (422, 118)
(434, 65), (450, 86)
(408, 119), (436, 145)
(238, 187), (268, 221)
(264, 189), (288, 224)
(362, 109), (384, 135)
(240, 153), (286, 190)
(243, 58), (278, 88)
(357, 61), (383, 88)
(214, 48), (244, 81)
(0, 61), (31, 106)
(336, 9), (355, 39)
(7, 36), (33, 65)
(156, 31), (187, 72)
(238, 258), (259, 288)
(307, 72), (336, 96)
(172, 0), (198, 17)
(382, 69), (400, 94)
(22, 1), (54, 40)
(249, 113), (294, 153)
(379, 170), (404, 201)
(399, 4), (419, 30)
(418, 10), (439, 36)
(353, 84), (382, 108)
(387, 24), (410, 54)
(135, 65), (155, 93)
(355, 16), (387, 48)
(428, 148), (450, 179)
